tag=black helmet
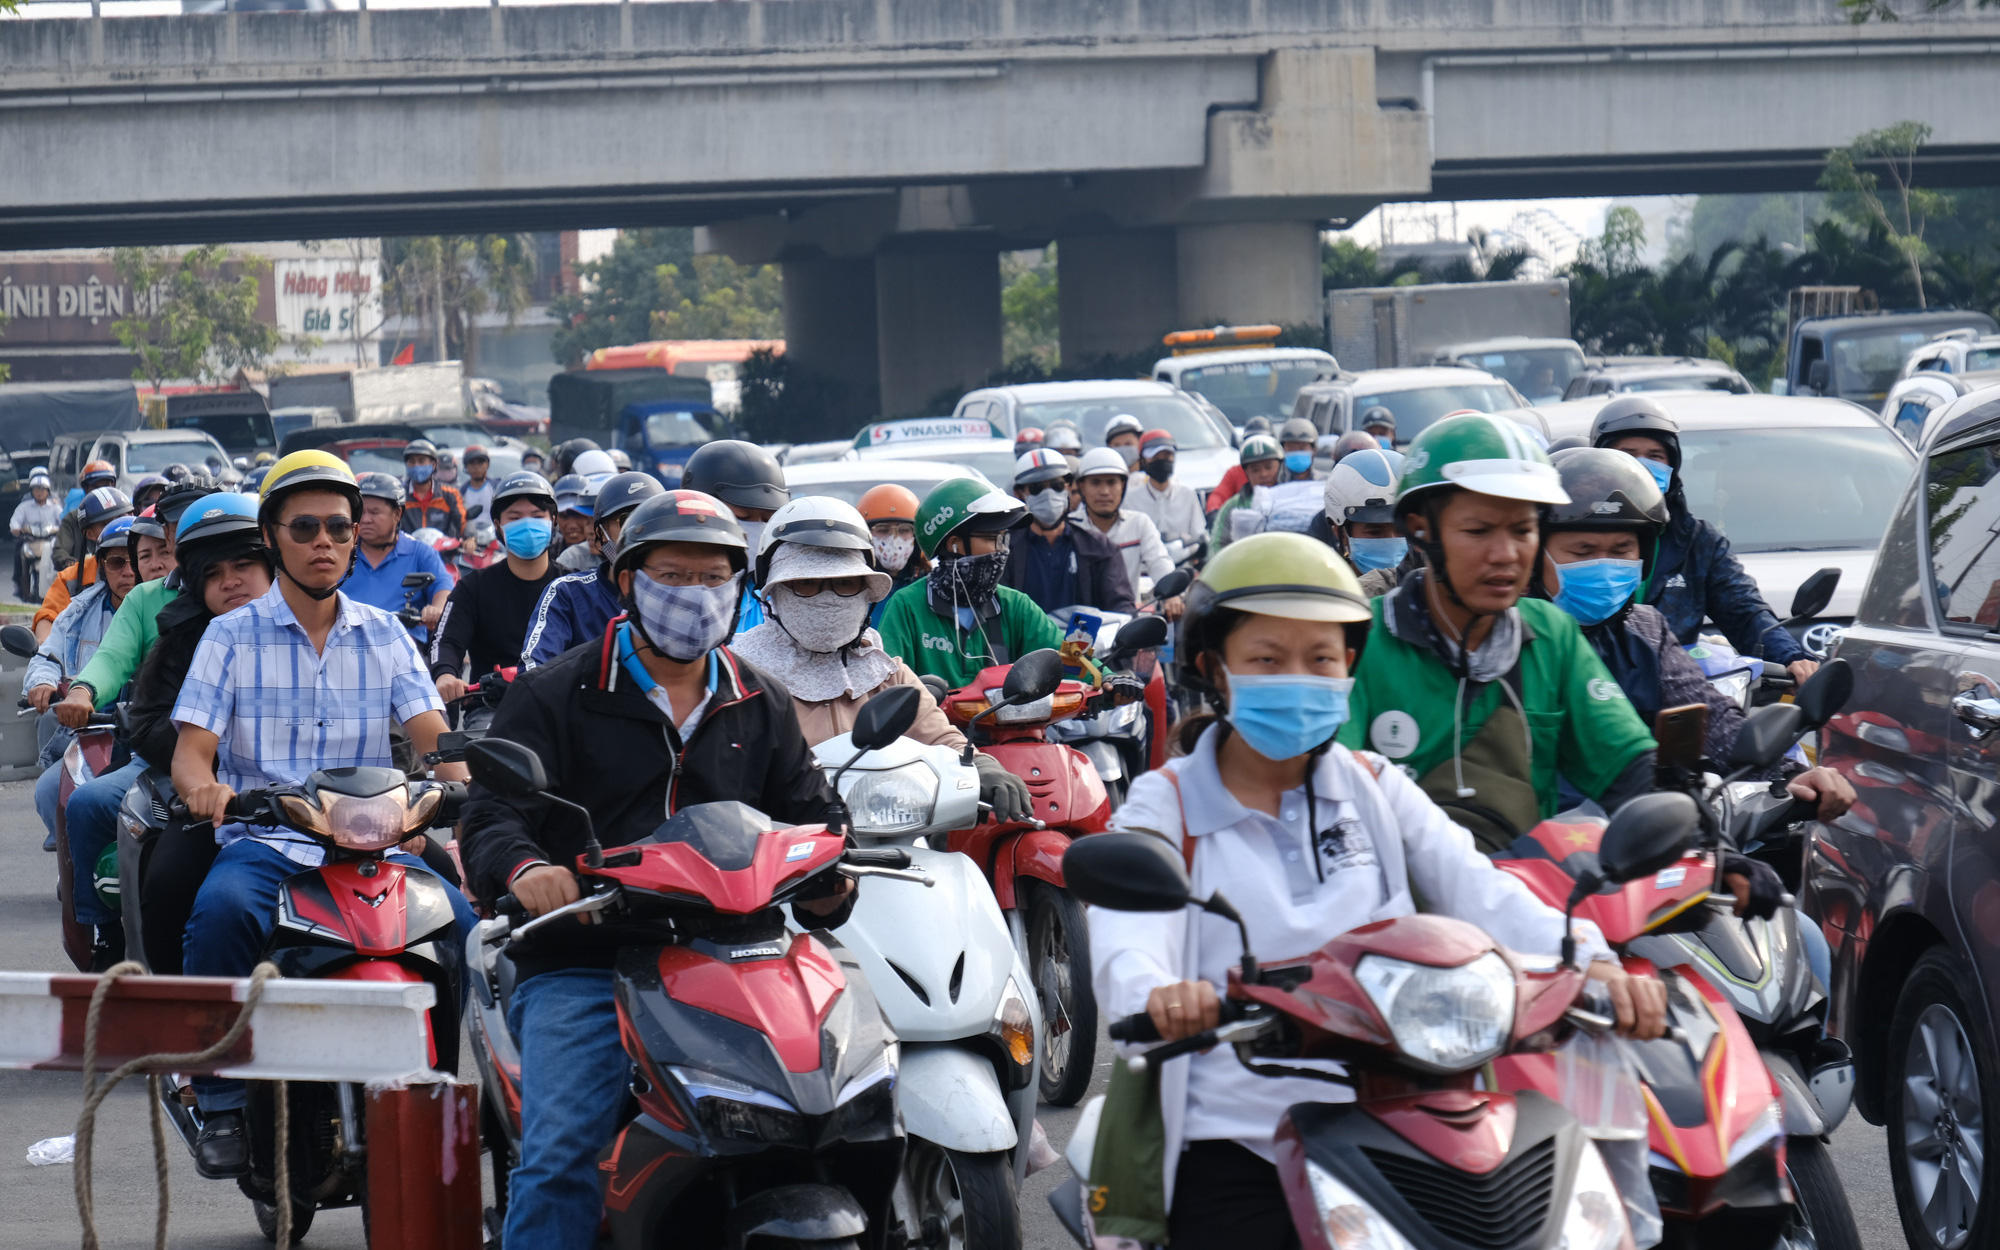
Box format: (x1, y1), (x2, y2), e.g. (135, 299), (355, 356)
(1589, 396), (1681, 470)
(491, 471), (557, 519)
(592, 471), (665, 529)
(356, 472), (404, 507)
(682, 440), (789, 513)
(402, 438), (439, 461)
(551, 437), (601, 479)
(155, 480), (212, 528)
(610, 489), (749, 579)
(160, 463), (192, 483)
(1536, 447), (1671, 593)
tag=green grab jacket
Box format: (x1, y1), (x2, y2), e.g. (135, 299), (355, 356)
(875, 581), (1066, 691)
(73, 578), (178, 709)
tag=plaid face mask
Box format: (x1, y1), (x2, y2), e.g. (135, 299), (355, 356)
(631, 569), (741, 662)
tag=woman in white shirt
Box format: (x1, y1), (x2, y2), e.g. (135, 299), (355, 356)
(1089, 532), (1667, 1248)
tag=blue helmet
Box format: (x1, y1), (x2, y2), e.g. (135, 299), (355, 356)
(553, 473), (594, 518)
(173, 491), (263, 548)
(95, 516), (137, 553)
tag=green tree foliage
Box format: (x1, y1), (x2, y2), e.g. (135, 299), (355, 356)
(735, 347), (866, 445)
(550, 229), (694, 365)
(1001, 247), (1060, 370)
(649, 254), (783, 341)
(381, 235), (536, 377)
(1820, 121), (1949, 307)
(110, 245), (282, 391)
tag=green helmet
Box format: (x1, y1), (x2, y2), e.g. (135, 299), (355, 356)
(1393, 413), (1568, 518)
(1239, 434), (1283, 466)
(915, 478), (1028, 560)
(1180, 532), (1372, 688)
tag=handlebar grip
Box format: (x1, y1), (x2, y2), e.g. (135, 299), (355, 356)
(492, 894), (528, 921)
(223, 789), (272, 820)
(843, 847), (912, 870)
(1109, 1012), (1161, 1043)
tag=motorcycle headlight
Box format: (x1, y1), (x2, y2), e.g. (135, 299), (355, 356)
(835, 1041), (898, 1106)
(1559, 1140), (1628, 1250)
(667, 1065), (805, 1144)
(840, 763), (937, 833)
(995, 693), (1055, 724)
(1726, 1100), (1782, 1168)
(1304, 1159), (1416, 1250)
(991, 978), (1035, 1069)
(1354, 952), (1515, 1073)
(1711, 670), (1753, 707)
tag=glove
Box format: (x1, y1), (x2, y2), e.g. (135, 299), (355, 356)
(974, 752), (1033, 824)
(1720, 852), (1786, 920)
(1099, 671), (1146, 708)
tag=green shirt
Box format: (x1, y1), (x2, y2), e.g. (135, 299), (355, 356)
(1336, 595), (1655, 815)
(875, 581), (1066, 690)
(74, 578), (178, 709)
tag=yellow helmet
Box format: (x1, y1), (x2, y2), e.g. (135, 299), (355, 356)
(1179, 531), (1372, 697)
(259, 450), (361, 520)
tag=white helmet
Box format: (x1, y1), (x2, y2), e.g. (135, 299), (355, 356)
(1104, 413), (1144, 442)
(1324, 447), (1405, 526)
(753, 495), (881, 591)
(1076, 447), (1130, 480)
(571, 449), (618, 478)
(1043, 424), (1083, 454)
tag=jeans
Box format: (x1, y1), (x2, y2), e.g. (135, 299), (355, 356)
(34, 759), (62, 844)
(184, 838), (477, 1112)
(36, 710), (70, 768)
(503, 968), (629, 1249)
(66, 755), (146, 926)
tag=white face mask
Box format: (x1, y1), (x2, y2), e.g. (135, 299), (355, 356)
(872, 533), (914, 572)
(1026, 487), (1069, 527)
(771, 584), (872, 653)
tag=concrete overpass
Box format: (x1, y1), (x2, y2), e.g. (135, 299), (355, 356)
(4, 0), (1998, 413)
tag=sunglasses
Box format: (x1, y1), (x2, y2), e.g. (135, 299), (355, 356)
(99, 553), (131, 572)
(283, 515), (356, 544)
(784, 576), (868, 598)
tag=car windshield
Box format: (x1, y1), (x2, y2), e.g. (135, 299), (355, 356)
(1014, 396), (1225, 449)
(165, 412), (274, 451)
(1357, 384), (1520, 443)
(343, 447), (410, 479)
(1175, 361), (1326, 424)
(1622, 373), (1746, 394)
(127, 440), (229, 475)
(1965, 348), (2000, 372)
(1456, 348), (1583, 403)
(417, 425), (495, 451)
(1831, 329), (1947, 399)
(643, 410), (723, 449)
(786, 471), (976, 509)
(1679, 425), (1913, 553)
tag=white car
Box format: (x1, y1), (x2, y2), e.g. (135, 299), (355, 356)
(1290, 367), (1539, 445)
(782, 457), (992, 511)
(948, 380), (1237, 494)
(1535, 393), (1916, 648)
(850, 437), (1020, 490)
(1879, 373), (1999, 447)
(1896, 327), (2000, 381)
(1151, 347), (1338, 427)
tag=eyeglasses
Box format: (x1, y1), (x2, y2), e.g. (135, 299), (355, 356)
(99, 553), (131, 572)
(784, 576), (868, 598)
(642, 568), (733, 589)
(284, 515), (356, 545)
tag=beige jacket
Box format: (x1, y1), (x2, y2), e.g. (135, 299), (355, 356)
(791, 658), (968, 752)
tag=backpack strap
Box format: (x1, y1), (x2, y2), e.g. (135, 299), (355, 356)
(1162, 770), (1195, 871)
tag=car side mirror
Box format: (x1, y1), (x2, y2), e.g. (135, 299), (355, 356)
(1729, 703), (1807, 771)
(1063, 832), (1191, 912)
(1150, 568), (1194, 602)
(0, 624), (38, 660)
(466, 738), (548, 798)
(1795, 657), (1854, 730)
(1112, 615), (1169, 653)
(1787, 568), (1840, 623)
(1003, 648), (1065, 704)
(851, 684), (920, 752)
(1806, 360), (1831, 394)
(1598, 792), (1700, 884)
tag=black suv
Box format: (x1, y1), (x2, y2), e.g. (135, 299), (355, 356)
(1809, 388), (2000, 1250)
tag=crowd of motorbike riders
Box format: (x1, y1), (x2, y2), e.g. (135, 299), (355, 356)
(12, 394), (1860, 1248)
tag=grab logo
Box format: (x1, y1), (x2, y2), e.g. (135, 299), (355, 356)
(1369, 710), (1420, 759)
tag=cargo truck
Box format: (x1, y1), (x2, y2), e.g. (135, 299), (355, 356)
(1326, 280), (1577, 394)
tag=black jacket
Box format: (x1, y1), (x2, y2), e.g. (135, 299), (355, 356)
(128, 595), (209, 769)
(1002, 520), (1135, 614)
(1649, 503), (1804, 665)
(1582, 602), (1746, 764)
(459, 621), (836, 980)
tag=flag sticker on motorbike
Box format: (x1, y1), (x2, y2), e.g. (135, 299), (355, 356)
(787, 841), (816, 862)
(1655, 866), (1687, 889)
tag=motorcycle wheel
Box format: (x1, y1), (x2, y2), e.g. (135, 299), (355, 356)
(901, 1140), (1021, 1250)
(1782, 1135), (1861, 1250)
(482, 1092), (513, 1215)
(1887, 949), (1995, 1250)
(252, 1195), (314, 1244)
(1028, 883), (1096, 1107)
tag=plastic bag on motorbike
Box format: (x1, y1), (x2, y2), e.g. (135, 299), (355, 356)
(1557, 1028), (1662, 1249)
(1232, 481), (1325, 540)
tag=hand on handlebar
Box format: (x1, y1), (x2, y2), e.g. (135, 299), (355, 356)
(183, 780), (239, 829)
(421, 602), (444, 630)
(513, 864), (581, 919)
(435, 673), (468, 704)
(25, 684), (56, 713)
(1787, 659), (1820, 685)
(972, 752), (1033, 824)
(1146, 979), (1221, 1043)
(53, 685), (94, 729)
(1785, 764), (1855, 822)
(1586, 962), (1668, 1040)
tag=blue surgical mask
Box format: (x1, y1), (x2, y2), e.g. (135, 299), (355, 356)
(1284, 451), (1314, 474)
(501, 517), (553, 559)
(408, 463), (434, 484)
(1347, 537), (1407, 574)
(1638, 457), (1673, 492)
(1551, 556), (1644, 625)
(1223, 670), (1354, 761)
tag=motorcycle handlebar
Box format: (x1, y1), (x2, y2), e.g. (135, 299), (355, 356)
(842, 847), (911, 870)
(1109, 1000), (1247, 1044)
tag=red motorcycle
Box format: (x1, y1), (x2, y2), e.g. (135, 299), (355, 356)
(462, 698), (926, 1248)
(1051, 797), (1701, 1250)
(942, 647), (1118, 1105)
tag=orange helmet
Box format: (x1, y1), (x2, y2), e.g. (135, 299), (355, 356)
(81, 459), (116, 485)
(858, 483), (920, 526)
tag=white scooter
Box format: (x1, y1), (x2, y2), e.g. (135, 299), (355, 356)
(804, 694), (1042, 1250)
(19, 521), (56, 602)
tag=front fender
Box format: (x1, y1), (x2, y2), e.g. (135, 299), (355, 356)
(998, 828), (1072, 910)
(1762, 1048), (1825, 1137)
(896, 1044), (1018, 1154)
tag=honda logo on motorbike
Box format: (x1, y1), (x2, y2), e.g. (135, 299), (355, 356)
(354, 889), (389, 909)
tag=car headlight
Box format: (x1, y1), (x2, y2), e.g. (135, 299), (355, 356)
(667, 1065), (805, 1143)
(1354, 952), (1515, 1072)
(840, 763), (937, 833)
(1304, 1159), (1416, 1250)
(835, 1041), (898, 1107)
(1560, 1140), (1628, 1250)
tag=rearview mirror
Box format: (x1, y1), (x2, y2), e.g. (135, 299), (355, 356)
(1598, 792), (1700, 884)
(401, 572), (434, 589)
(1112, 615), (1169, 654)
(852, 684), (920, 752)
(1151, 568), (1194, 602)
(1003, 648), (1065, 704)
(1787, 568), (1840, 623)
(466, 504), (484, 520)
(1795, 657), (1854, 729)
(1729, 703), (1806, 771)
(1063, 832), (1192, 912)
(1806, 360), (1831, 394)
(466, 738), (549, 798)
(0, 624), (38, 660)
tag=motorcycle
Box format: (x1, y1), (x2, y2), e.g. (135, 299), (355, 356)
(1, 623), (120, 971)
(457, 516), (505, 573)
(463, 695), (927, 1249)
(941, 648), (1117, 1107)
(122, 766), (467, 1241)
(409, 525), (462, 586)
(805, 684), (1041, 1249)
(1042, 611), (1174, 809)
(19, 519), (57, 601)
(1048, 797), (1705, 1250)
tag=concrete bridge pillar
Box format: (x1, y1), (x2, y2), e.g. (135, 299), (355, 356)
(1056, 229), (1180, 366)
(875, 242), (1001, 418)
(1175, 221), (1324, 331)
(780, 254), (881, 423)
